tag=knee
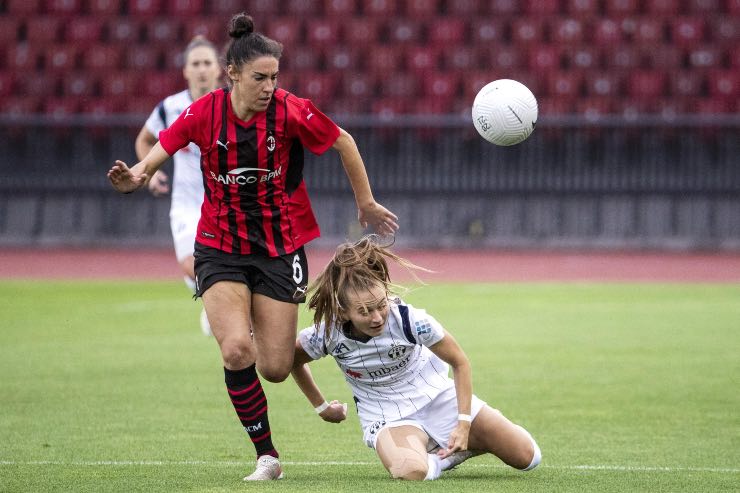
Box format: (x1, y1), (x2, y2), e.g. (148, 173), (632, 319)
(219, 339), (253, 369)
(515, 429), (542, 472)
(388, 458), (427, 481)
(257, 363), (291, 383)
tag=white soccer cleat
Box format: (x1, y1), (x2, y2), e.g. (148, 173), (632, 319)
(243, 455), (284, 481)
(440, 449), (475, 471)
(200, 308), (212, 336)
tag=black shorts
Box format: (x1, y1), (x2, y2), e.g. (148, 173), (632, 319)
(193, 243), (309, 303)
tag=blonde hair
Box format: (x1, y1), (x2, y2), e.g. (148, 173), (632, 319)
(307, 235), (429, 335)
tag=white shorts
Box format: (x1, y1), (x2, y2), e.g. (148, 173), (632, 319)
(362, 386), (487, 450)
(169, 206), (199, 262)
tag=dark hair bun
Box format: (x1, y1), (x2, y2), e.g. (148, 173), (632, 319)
(229, 13), (254, 39)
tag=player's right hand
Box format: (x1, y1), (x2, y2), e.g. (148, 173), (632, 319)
(319, 400), (348, 423)
(107, 160), (147, 194)
(147, 169), (170, 196)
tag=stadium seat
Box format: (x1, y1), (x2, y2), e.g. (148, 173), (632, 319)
(410, 97), (455, 115)
(545, 71), (584, 99)
(604, 0), (639, 15)
(406, 0), (440, 16)
(340, 72), (376, 100)
(422, 73), (461, 100)
(645, 0), (679, 14)
(323, 46), (360, 70)
(83, 45), (123, 72)
(297, 72), (340, 101)
(284, 46), (321, 71)
(511, 18), (546, 45)
(488, 0), (521, 14)
(592, 19), (624, 46)
(528, 44), (563, 72)
(524, 0), (560, 15)
(330, 97), (371, 115)
(87, 0), (122, 14)
(687, 46), (722, 68)
(627, 70), (668, 99)
(0, 96), (40, 115)
(65, 17), (105, 45)
(694, 97), (734, 113)
(378, 73), (418, 98)
(25, 17), (63, 45)
(0, 73), (14, 97)
(642, 44), (684, 69)
(343, 18), (381, 45)
(144, 71), (181, 98)
(708, 16), (737, 46)
(107, 18), (144, 44)
(208, 0), (242, 14)
(306, 19), (342, 46)
(167, 0), (204, 14)
(405, 45), (441, 73)
(127, 0), (163, 16)
(46, 0), (82, 15)
(583, 72), (623, 98)
(730, 0), (740, 15)
(480, 45), (523, 70)
(387, 19), (423, 44)
(538, 97), (575, 116)
(428, 18), (467, 45)
(6, 0), (41, 14)
(566, 0), (599, 15)
(668, 71), (704, 97)
(470, 19), (505, 44)
(0, 18), (22, 44)
(360, 0), (398, 16)
(462, 71), (498, 100)
(686, 0), (721, 13)
(576, 97), (614, 118)
(43, 97), (81, 117)
(145, 18), (183, 44)
(448, 0), (480, 15)
(62, 72), (98, 97)
(99, 71), (138, 98)
(633, 18), (667, 44)
(266, 18), (303, 46)
(7, 44), (40, 71)
(286, 0), (322, 15)
(45, 45), (80, 72)
(442, 46), (482, 71)
(324, 0), (358, 16)
(125, 46), (162, 70)
(550, 18), (585, 46)
(563, 46), (600, 70)
(731, 45), (740, 68)
(670, 17), (707, 48)
(183, 18), (224, 42)
(366, 46), (404, 73)
(371, 97), (408, 117)
(604, 45), (641, 70)
(80, 98), (121, 115)
(707, 70), (738, 99)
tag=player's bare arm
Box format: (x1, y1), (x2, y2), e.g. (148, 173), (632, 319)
(291, 340), (347, 423)
(429, 331), (474, 458)
(134, 127), (170, 196)
(332, 127), (399, 235)
(107, 142), (171, 194)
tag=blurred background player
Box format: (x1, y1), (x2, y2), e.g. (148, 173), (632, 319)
(135, 35), (222, 336)
(108, 13), (399, 481)
(292, 236), (541, 480)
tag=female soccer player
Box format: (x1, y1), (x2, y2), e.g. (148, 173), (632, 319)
(291, 236), (541, 480)
(107, 13), (398, 481)
(135, 35), (222, 336)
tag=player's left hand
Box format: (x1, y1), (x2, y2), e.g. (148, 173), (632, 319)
(107, 160), (147, 194)
(358, 201), (399, 236)
(318, 400), (348, 423)
(438, 423), (470, 459)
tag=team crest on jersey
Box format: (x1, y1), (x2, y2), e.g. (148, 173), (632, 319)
(332, 342), (353, 359)
(415, 319), (432, 335)
(266, 135), (276, 152)
(387, 343), (406, 360)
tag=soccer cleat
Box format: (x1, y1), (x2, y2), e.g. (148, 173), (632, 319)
(200, 308), (212, 336)
(440, 449), (475, 471)
(243, 455), (284, 481)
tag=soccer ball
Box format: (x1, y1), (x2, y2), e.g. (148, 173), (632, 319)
(472, 79), (538, 146)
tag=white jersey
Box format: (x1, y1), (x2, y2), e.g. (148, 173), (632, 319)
(298, 299), (454, 429)
(144, 90), (204, 213)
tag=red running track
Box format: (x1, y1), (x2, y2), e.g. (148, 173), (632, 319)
(2, 247), (740, 282)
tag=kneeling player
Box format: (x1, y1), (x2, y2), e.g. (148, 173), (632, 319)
(291, 236), (541, 480)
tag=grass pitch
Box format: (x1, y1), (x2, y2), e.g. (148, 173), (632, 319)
(0, 280), (738, 492)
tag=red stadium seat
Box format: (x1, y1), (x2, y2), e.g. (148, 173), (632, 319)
(511, 18), (546, 45)
(528, 44), (563, 72)
(545, 71), (584, 99)
(448, 0), (480, 15)
(422, 73), (460, 100)
(707, 70), (738, 99)
(324, 0), (358, 16)
(462, 71), (496, 100)
(0, 97), (40, 114)
(480, 45), (523, 71)
(366, 46), (403, 73)
(488, 0), (521, 14)
(550, 18), (585, 46)
(125, 96), (162, 115)
(266, 18), (303, 46)
(100, 71), (138, 97)
(298, 72), (340, 103)
(80, 98), (122, 115)
(340, 72), (376, 99)
(583, 71), (623, 98)
(669, 71), (704, 97)
(645, 0), (679, 14)
(209, 0), (242, 14)
(127, 0), (163, 16)
(708, 16), (737, 46)
(83, 45), (123, 72)
(686, 0), (721, 13)
(45, 45), (80, 72)
(405, 45), (441, 73)
(0, 18), (22, 44)
(410, 97), (455, 115)
(0, 72), (15, 97)
(670, 17), (707, 48)
(167, 0), (204, 14)
(627, 70), (667, 99)
(65, 17), (105, 45)
(306, 19), (341, 46)
(107, 18), (144, 44)
(284, 46), (321, 71)
(371, 97), (408, 117)
(6, 43), (41, 71)
(183, 18), (223, 42)
(361, 0), (398, 16)
(330, 97), (371, 115)
(286, 0), (321, 15)
(125, 46), (162, 70)
(730, 0), (740, 15)
(642, 45), (683, 69)
(6, 0), (41, 14)
(43, 97), (81, 117)
(16, 72), (60, 98)
(387, 19), (423, 44)
(694, 96), (734, 114)
(441, 46), (482, 71)
(566, 0), (599, 15)
(563, 46), (600, 70)
(144, 71), (181, 98)
(406, 0), (440, 16)
(604, 0), (638, 15)
(633, 18), (667, 44)
(428, 18), (467, 45)
(538, 97), (574, 116)
(471, 19), (505, 44)
(62, 72), (98, 97)
(25, 17), (63, 45)
(248, 0), (281, 15)
(604, 45), (641, 70)
(323, 46), (360, 70)
(524, 0), (561, 16)
(731, 45), (740, 68)
(145, 18), (183, 44)
(343, 18), (381, 45)
(378, 73), (419, 98)
(576, 97), (614, 118)
(687, 46), (722, 68)
(46, 0), (82, 14)
(592, 19), (624, 46)
(87, 0), (122, 14)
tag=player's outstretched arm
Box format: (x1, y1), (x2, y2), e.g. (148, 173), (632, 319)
(291, 340), (347, 423)
(332, 127), (399, 235)
(107, 142), (171, 194)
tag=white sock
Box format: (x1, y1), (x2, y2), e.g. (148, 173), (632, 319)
(184, 276), (196, 294)
(424, 454), (442, 480)
(516, 425), (542, 471)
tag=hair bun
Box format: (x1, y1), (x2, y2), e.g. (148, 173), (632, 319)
(229, 13), (254, 39)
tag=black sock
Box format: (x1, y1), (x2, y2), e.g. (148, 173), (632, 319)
(224, 364), (278, 458)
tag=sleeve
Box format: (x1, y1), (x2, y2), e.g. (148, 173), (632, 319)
(293, 98), (340, 156)
(408, 305), (446, 348)
(158, 94), (210, 156)
(298, 325), (328, 360)
(144, 100), (166, 136)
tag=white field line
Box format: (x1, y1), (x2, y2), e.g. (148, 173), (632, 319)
(0, 460), (737, 474)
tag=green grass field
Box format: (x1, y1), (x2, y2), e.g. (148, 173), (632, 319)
(1, 280), (738, 492)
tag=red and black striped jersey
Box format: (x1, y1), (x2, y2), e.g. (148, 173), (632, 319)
(159, 88), (340, 257)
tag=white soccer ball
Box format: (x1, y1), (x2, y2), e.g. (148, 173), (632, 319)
(472, 79), (538, 146)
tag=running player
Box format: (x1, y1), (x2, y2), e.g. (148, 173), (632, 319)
(107, 13), (398, 481)
(135, 35), (222, 336)
(292, 236), (541, 480)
